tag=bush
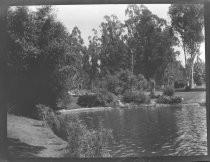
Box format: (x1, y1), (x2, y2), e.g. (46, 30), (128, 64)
(156, 96), (182, 104)
(96, 90), (118, 107)
(150, 93), (161, 99)
(106, 75), (122, 95)
(118, 70), (137, 93)
(77, 94), (98, 108)
(194, 73), (202, 86)
(163, 86), (175, 96)
(123, 91), (150, 104)
(77, 91), (116, 108)
(185, 85), (191, 91)
(174, 81), (186, 88)
(136, 74), (148, 90)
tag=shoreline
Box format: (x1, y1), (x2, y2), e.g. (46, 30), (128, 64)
(58, 102), (205, 114)
(58, 106), (113, 114)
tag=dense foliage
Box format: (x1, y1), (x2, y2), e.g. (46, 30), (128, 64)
(156, 96), (183, 104)
(193, 60), (205, 86)
(7, 6), (85, 116)
(174, 81), (186, 88)
(77, 91), (117, 107)
(7, 7), (68, 115)
(122, 91), (150, 104)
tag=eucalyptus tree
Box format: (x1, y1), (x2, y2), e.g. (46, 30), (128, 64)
(125, 4), (178, 83)
(99, 15), (130, 75)
(169, 4), (204, 88)
(65, 26), (86, 90)
(83, 29), (101, 90)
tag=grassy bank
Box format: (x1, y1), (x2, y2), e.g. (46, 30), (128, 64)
(8, 103), (113, 158)
(7, 114), (68, 158)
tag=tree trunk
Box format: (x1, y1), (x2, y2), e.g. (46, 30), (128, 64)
(189, 54), (197, 89)
(189, 64), (194, 88)
(183, 45), (187, 68)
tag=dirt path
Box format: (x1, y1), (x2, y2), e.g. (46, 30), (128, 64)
(7, 114), (68, 158)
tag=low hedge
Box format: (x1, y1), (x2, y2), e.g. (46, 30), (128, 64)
(156, 95), (183, 104)
(77, 91), (116, 108)
(123, 91), (150, 104)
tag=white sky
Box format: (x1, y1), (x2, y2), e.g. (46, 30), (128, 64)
(30, 4), (205, 64)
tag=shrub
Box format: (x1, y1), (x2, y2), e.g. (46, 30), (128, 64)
(194, 73), (202, 86)
(150, 93), (161, 99)
(118, 70), (137, 93)
(77, 91), (116, 108)
(171, 96), (183, 104)
(156, 96), (182, 104)
(77, 94), (98, 108)
(36, 104), (62, 134)
(163, 86), (175, 96)
(57, 91), (72, 109)
(96, 90), (118, 107)
(136, 74), (148, 90)
(174, 81), (186, 88)
(123, 91), (150, 104)
(185, 85), (191, 91)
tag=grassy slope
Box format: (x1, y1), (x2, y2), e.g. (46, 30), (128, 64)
(176, 91), (206, 104)
(7, 114), (68, 158)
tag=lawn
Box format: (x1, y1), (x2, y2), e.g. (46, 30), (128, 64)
(175, 91), (206, 104)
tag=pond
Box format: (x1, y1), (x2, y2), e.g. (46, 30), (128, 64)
(68, 105), (207, 157)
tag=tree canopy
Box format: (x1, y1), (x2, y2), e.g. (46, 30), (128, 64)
(169, 4), (204, 88)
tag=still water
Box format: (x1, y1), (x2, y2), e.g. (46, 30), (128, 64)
(76, 105), (207, 157)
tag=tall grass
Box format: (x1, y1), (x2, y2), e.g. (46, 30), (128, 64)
(36, 104), (113, 157)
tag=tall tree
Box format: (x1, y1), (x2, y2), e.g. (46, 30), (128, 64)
(84, 29), (101, 90)
(7, 6), (77, 116)
(169, 4), (204, 88)
(125, 4), (178, 83)
(65, 26), (86, 90)
(100, 15), (130, 75)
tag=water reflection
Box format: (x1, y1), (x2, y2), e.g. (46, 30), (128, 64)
(65, 106), (207, 157)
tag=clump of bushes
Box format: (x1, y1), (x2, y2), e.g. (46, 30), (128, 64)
(150, 93), (161, 99)
(122, 91), (150, 104)
(36, 104), (113, 157)
(185, 85), (191, 91)
(99, 70), (148, 96)
(77, 94), (100, 108)
(156, 96), (183, 104)
(174, 81), (186, 88)
(163, 86), (175, 96)
(77, 90), (117, 108)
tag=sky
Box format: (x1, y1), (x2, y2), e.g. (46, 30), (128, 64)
(30, 4), (205, 64)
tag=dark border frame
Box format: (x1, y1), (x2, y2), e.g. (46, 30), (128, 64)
(1, 0), (209, 162)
